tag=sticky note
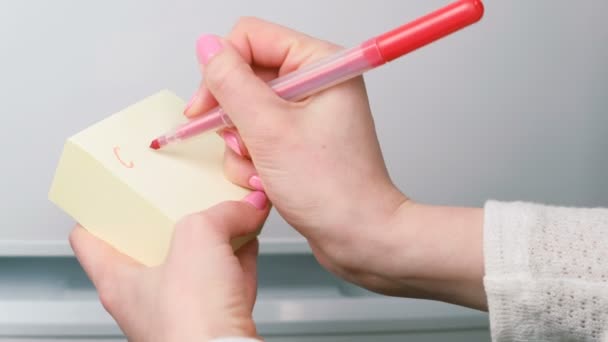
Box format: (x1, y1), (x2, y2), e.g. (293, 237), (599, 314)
(49, 90), (251, 266)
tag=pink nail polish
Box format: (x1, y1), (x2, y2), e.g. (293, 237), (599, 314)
(248, 175), (264, 191)
(196, 34), (223, 65)
(222, 131), (242, 156)
(184, 92), (199, 113)
(242, 191), (267, 210)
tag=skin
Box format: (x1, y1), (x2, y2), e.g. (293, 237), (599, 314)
(70, 195), (270, 341)
(188, 18), (487, 309)
(71, 17), (487, 341)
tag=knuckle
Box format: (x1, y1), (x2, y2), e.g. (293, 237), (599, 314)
(233, 16), (260, 31)
(68, 229), (78, 247)
(68, 225), (85, 249)
(97, 283), (119, 313)
(319, 41), (342, 55)
(173, 212), (222, 247)
(175, 212), (208, 231)
(176, 209), (232, 237)
(205, 58), (246, 95)
(204, 60), (231, 92)
(175, 212), (210, 236)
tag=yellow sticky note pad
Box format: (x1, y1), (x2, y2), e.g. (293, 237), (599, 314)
(49, 90), (250, 266)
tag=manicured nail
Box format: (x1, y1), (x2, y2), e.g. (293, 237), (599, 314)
(184, 91), (199, 114)
(222, 131), (242, 156)
(242, 191), (267, 210)
(248, 175), (264, 191)
(196, 34), (223, 65)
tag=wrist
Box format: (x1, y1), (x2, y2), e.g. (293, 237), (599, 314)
(208, 338), (262, 342)
(329, 183), (409, 287)
(209, 319), (258, 342)
(385, 202), (487, 310)
(169, 317), (257, 342)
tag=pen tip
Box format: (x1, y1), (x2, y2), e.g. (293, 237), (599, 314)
(149, 139), (161, 150)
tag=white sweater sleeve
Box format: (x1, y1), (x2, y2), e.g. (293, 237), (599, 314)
(483, 201), (608, 341)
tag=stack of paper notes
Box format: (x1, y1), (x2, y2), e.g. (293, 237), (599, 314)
(49, 90), (251, 266)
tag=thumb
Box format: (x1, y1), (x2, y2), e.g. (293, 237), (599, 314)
(197, 34), (291, 139)
(169, 191), (270, 260)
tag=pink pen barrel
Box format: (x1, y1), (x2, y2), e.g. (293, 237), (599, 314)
(152, 107), (233, 148)
(215, 0), (484, 105)
(150, 0), (484, 149)
(267, 43), (383, 101)
(152, 46), (381, 149)
(175, 107), (232, 139)
(268, 0), (484, 101)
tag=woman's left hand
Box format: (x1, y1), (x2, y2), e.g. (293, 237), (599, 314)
(70, 191), (269, 342)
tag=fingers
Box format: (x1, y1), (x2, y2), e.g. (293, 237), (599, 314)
(70, 225), (140, 283)
(223, 143), (263, 191)
(184, 17), (337, 118)
(235, 238), (259, 310)
(227, 17), (340, 75)
(69, 225), (141, 308)
(219, 128), (250, 158)
(184, 79), (218, 118)
(170, 192), (270, 259)
(195, 35), (291, 139)
(203, 192), (270, 240)
(186, 66), (278, 118)
(186, 17), (342, 135)
(218, 127), (264, 191)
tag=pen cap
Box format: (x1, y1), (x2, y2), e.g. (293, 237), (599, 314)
(375, 0), (484, 62)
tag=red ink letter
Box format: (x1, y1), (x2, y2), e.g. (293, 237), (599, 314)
(113, 146), (134, 168)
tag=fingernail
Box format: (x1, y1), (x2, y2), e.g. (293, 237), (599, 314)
(196, 34), (223, 65)
(184, 91), (199, 114)
(242, 191), (267, 210)
(248, 175), (264, 191)
(222, 131), (242, 156)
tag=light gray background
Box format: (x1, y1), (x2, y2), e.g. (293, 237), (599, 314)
(0, 0), (607, 252)
(0, 0), (606, 340)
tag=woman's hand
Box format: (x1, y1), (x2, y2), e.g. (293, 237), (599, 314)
(185, 18), (408, 294)
(70, 191), (269, 342)
(185, 18), (487, 310)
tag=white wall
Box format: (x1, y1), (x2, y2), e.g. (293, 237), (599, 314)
(1, 1), (605, 340)
(0, 0), (606, 249)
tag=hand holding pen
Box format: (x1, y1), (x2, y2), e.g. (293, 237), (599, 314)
(150, 0), (483, 149)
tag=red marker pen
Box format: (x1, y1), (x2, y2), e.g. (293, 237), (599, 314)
(150, 0), (484, 150)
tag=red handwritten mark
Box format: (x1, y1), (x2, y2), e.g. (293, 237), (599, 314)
(113, 146), (134, 168)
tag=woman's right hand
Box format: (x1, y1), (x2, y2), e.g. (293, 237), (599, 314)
(185, 18), (486, 309)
